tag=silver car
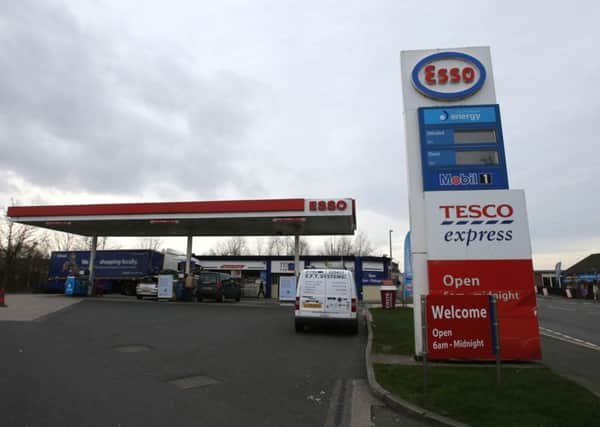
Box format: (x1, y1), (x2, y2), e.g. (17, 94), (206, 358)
(136, 276), (158, 299)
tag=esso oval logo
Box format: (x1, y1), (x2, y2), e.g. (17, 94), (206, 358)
(411, 52), (486, 101)
(309, 200), (348, 212)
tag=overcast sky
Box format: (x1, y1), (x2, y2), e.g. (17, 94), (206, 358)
(1, 0), (598, 269)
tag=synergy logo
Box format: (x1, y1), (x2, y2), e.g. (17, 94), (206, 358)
(411, 51), (487, 101)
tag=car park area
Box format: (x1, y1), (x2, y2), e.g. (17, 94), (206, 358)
(0, 296), (366, 427)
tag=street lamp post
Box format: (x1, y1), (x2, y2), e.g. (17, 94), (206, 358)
(389, 229), (393, 278)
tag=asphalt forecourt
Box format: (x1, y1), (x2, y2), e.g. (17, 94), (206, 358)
(1, 298), (366, 427)
(366, 307), (600, 427)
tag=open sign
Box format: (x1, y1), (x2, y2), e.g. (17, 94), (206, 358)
(412, 51), (486, 100)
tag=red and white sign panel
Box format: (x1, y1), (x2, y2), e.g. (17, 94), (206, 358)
(426, 294), (494, 360)
(425, 190), (532, 260)
(428, 259), (541, 360)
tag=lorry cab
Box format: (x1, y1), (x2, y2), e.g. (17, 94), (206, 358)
(294, 269), (358, 334)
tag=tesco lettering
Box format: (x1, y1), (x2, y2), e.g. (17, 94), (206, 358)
(440, 204), (513, 219)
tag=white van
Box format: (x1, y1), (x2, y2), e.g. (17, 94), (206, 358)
(294, 269), (358, 333)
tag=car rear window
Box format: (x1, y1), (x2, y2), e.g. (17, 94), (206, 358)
(198, 273), (218, 285)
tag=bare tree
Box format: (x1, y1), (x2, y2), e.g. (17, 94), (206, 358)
(283, 236), (310, 256)
(137, 237), (163, 251)
(50, 232), (79, 252)
(353, 231), (374, 256)
(77, 236), (116, 251)
(263, 236), (310, 255)
(254, 237), (265, 255)
(266, 237), (286, 255)
(320, 236), (354, 256)
(209, 237), (248, 256)
(0, 217), (46, 290)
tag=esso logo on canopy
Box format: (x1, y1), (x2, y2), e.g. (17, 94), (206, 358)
(412, 52), (486, 101)
(309, 200), (348, 212)
(439, 204), (514, 219)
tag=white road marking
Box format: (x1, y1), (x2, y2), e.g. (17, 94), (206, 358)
(540, 327), (600, 352)
(547, 305), (575, 311)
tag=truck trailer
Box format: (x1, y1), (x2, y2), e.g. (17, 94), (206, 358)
(42, 249), (181, 295)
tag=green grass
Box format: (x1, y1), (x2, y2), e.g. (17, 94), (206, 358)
(369, 307), (600, 426)
(374, 364), (600, 427)
(370, 307), (415, 355)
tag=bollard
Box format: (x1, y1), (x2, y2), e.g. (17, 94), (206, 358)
(0, 287), (6, 307)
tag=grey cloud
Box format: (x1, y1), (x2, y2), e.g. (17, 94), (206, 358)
(0, 0), (265, 200)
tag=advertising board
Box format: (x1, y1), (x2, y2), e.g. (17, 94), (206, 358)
(279, 276), (297, 302)
(158, 275), (173, 299)
(426, 294), (495, 360)
(425, 189), (532, 260)
(428, 259), (541, 360)
(49, 250), (162, 279)
(271, 261), (305, 274)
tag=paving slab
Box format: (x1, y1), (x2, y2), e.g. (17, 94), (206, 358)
(0, 294), (82, 321)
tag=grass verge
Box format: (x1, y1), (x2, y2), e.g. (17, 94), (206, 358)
(370, 306), (414, 355)
(370, 307), (600, 426)
(374, 364), (600, 427)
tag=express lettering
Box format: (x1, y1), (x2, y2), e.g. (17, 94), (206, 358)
(444, 229), (513, 246)
(439, 204), (513, 219)
(424, 65), (475, 85)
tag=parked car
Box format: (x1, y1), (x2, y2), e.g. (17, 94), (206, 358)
(294, 269), (358, 333)
(136, 276), (158, 299)
(195, 272), (241, 302)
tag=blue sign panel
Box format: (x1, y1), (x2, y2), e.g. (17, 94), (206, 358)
(422, 106), (497, 125)
(361, 271), (385, 286)
(418, 104), (509, 191)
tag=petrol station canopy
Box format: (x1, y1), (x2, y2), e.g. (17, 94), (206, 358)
(6, 198), (357, 237)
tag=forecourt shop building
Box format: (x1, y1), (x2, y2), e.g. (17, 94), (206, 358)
(7, 197), (372, 296)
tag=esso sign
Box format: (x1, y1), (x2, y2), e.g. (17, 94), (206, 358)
(412, 51), (486, 101)
(439, 204), (514, 219)
(309, 200), (348, 212)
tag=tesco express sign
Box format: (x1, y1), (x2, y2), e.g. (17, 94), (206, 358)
(412, 51), (486, 101)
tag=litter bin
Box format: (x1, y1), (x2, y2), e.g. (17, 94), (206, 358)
(380, 284), (397, 309)
(65, 276), (76, 296)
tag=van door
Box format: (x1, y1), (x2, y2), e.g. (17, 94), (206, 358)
(299, 272), (326, 313)
(325, 272), (352, 314)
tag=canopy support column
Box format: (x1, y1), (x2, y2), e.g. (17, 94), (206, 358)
(185, 235), (193, 275)
(88, 235), (98, 296)
(294, 235), (300, 281)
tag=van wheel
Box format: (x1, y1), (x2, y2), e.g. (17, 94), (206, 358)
(295, 320), (303, 333)
(349, 320), (359, 335)
(235, 296), (240, 302)
(196, 295), (203, 302)
(137, 295), (142, 300)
